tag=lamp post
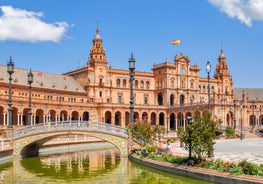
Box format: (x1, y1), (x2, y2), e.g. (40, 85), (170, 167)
(7, 57), (14, 128)
(240, 102), (243, 140)
(180, 90), (184, 147)
(129, 53), (135, 124)
(48, 111), (51, 122)
(252, 101), (255, 130)
(27, 69), (33, 126)
(206, 61), (211, 110)
(260, 106), (262, 128)
(233, 99), (236, 130)
(187, 116), (193, 166)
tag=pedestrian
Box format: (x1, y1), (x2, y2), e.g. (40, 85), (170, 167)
(166, 139), (171, 154)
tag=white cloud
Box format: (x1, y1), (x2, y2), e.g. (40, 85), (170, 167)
(0, 6), (69, 42)
(208, 0), (263, 27)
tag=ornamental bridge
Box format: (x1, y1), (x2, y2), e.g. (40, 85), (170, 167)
(4, 121), (129, 158)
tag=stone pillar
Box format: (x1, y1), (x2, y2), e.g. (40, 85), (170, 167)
(167, 118), (170, 132)
(3, 113), (6, 125)
(111, 113), (115, 125)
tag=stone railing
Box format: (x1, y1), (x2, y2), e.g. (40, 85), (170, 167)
(13, 121), (128, 140)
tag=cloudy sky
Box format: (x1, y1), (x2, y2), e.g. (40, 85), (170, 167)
(0, 0), (262, 88)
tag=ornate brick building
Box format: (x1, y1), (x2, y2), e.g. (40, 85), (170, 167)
(0, 27), (262, 133)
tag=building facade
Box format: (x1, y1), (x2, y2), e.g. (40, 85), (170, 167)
(0, 27), (262, 133)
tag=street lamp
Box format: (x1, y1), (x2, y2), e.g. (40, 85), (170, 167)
(180, 90), (184, 147)
(206, 61), (211, 110)
(240, 102), (243, 140)
(233, 99), (236, 130)
(252, 101), (255, 130)
(48, 111), (51, 122)
(7, 57), (14, 128)
(260, 105), (262, 127)
(129, 53), (135, 124)
(187, 116), (193, 166)
(27, 69), (33, 126)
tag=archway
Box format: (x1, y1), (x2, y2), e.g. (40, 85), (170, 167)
(170, 113), (175, 130)
(249, 115), (256, 127)
(105, 111), (111, 124)
(71, 111), (79, 120)
(22, 108), (29, 126)
(0, 106), (4, 125)
(142, 112), (148, 122)
(36, 109), (44, 124)
(177, 112), (184, 127)
(49, 110), (56, 122)
(60, 110), (68, 121)
(159, 112), (165, 126)
(134, 112), (139, 122)
(115, 111), (121, 126)
(12, 107), (18, 126)
(83, 111), (89, 121)
(151, 112), (156, 125)
(125, 112), (129, 126)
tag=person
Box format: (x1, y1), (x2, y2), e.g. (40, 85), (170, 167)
(166, 139), (171, 154)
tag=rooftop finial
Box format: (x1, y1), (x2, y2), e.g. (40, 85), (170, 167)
(96, 21), (99, 35)
(131, 52), (133, 58)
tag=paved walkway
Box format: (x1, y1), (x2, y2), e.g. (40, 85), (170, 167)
(170, 138), (263, 165)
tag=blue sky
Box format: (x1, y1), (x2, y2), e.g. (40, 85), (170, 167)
(0, 0), (262, 88)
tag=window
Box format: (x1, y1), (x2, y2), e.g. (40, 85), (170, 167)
(100, 91), (102, 97)
(135, 80), (138, 88)
(116, 79), (121, 87)
(117, 92), (123, 104)
(140, 81), (144, 89)
(146, 81), (150, 89)
(171, 79), (175, 88)
(99, 78), (103, 87)
(123, 79), (127, 88)
(144, 94), (148, 104)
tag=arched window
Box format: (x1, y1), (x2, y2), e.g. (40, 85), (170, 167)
(140, 81), (144, 89)
(146, 81), (150, 89)
(116, 79), (120, 87)
(135, 80), (138, 88)
(123, 79), (127, 88)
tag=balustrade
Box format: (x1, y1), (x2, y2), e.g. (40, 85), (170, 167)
(12, 121), (128, 140)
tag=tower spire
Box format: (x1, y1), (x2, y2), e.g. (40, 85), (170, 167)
(88, 25), (107, 67)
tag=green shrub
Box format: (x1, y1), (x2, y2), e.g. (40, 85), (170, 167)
(229, 167), (244, 175)
(150, 155), (163, 161)
(145, 145), (158, 154)
(225, 126), (235, 138)
(205, 159), (215, 170)
(171, 156), (188, 164)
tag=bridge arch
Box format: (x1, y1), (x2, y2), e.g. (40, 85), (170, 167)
(12, 122), (128, 158)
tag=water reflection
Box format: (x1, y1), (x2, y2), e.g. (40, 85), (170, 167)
(0, 147), (213, 184)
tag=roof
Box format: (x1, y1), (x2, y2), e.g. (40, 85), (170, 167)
(0, 65), (86, 93)
(234, 88), (263, 101)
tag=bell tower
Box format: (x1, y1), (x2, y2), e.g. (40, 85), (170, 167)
(214, 49), (230, 79)
(88, 26), (108, 67)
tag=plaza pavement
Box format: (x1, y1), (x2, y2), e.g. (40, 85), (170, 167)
(170, 138), (263, 165)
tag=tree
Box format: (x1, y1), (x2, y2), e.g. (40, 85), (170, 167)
(178, 111), (218, 162)
(128, 122), (164, 148)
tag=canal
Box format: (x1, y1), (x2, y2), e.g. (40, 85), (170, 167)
(0, 146), (213, 184)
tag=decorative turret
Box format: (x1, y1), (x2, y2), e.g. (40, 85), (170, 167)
(88, 26), (108, 67)
(214, 49), (230, 79)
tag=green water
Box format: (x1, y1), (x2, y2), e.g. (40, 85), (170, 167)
(0, 148), (214, 184)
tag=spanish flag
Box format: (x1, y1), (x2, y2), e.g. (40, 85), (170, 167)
(172, 39), (181, 45)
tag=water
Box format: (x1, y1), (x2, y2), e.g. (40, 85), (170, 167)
(0, 148), (213, 184)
